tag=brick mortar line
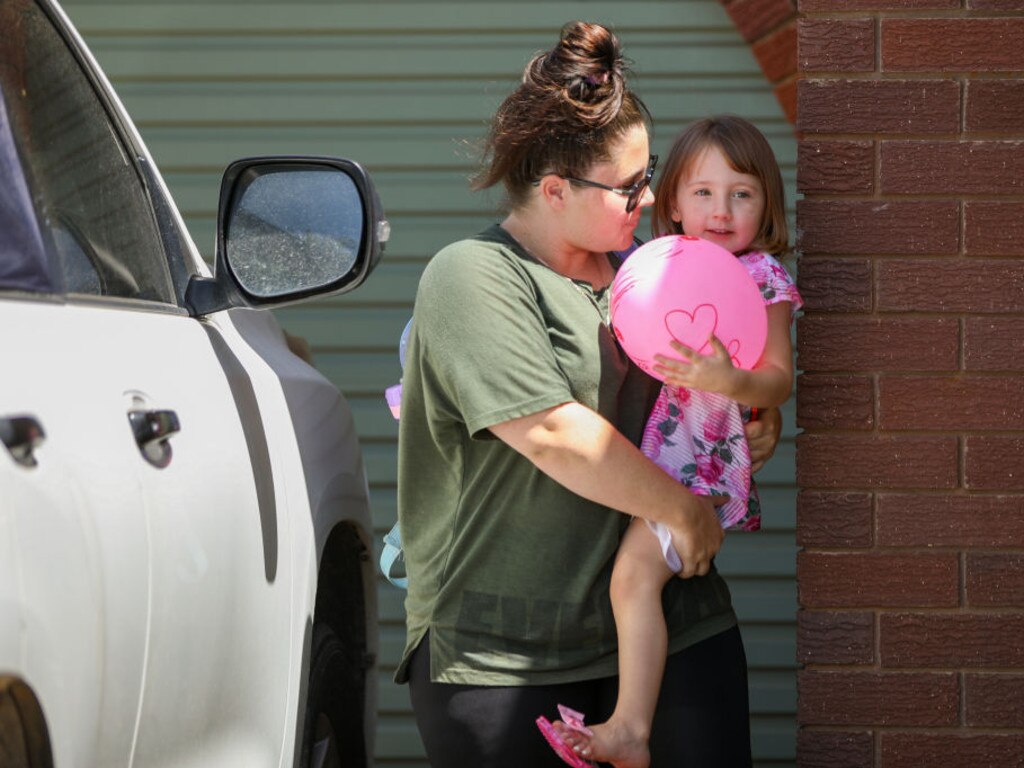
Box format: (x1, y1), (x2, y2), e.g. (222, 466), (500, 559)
(798, 9), (1024, 20)
(801, 193), (1024, 200)
(799, 71), (1017, 78)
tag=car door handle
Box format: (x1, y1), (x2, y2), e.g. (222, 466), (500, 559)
(0, 415), (46, 468)
(128, 409), (180, 468)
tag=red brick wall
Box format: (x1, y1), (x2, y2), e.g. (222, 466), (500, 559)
(794, 2), (1024, 766)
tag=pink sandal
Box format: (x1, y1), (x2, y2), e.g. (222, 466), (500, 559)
(535, 704), (596, 768)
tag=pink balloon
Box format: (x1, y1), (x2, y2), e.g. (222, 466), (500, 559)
(610, 235), (767, 381)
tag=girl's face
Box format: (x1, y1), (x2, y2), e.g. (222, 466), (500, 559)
(564, 123), (655, 253)
(670, 144), (764, 255)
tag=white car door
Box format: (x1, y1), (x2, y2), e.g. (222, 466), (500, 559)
(1, 302), (162, 768)
(1, 3), (293, 766)
(121, 313), (296, 768)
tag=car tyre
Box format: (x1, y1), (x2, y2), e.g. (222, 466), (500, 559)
(300, 620), (367, 768)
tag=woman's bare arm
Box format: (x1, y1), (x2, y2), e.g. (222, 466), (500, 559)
(488, 402), (724, 578)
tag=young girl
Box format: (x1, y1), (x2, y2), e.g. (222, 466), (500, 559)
(554, 116), (803, 768)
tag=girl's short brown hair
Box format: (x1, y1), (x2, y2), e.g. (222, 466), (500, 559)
(651, 115), (789, 257)
(473, 21), (651, 209)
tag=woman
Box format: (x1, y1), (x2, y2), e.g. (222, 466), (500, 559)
(395, 21), (778, 767)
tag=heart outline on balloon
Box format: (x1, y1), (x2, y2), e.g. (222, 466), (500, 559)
(664, 304), (718, 357)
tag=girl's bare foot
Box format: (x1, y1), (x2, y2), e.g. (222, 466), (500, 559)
(561, 717), (651, 768)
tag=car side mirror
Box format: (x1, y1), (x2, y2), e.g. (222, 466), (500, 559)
(185, 156), (388, 315)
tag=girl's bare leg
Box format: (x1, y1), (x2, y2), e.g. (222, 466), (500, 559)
(563, 517), (675, 768)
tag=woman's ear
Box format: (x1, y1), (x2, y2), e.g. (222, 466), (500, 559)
(670, 204), (682, 223)
(536, 174), (568, 211)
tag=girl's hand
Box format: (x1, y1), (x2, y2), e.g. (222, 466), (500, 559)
(652, 335), (738, 396)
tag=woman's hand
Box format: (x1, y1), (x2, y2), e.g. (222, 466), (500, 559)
(668, 495), (726, 578)
(746, 406), (782, 473)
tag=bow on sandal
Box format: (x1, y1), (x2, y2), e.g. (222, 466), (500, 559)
(536, 704), (596, 768)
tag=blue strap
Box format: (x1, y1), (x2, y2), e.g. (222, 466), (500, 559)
(380, 522), (407, 589)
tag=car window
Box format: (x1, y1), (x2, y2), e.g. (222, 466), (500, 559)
(0, 0), (174, 304)
(0, 91), (52, 293)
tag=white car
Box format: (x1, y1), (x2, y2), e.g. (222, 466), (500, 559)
(0, 1), (385, 767)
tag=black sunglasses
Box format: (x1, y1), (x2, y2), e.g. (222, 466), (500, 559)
(534, 155), (658, 213)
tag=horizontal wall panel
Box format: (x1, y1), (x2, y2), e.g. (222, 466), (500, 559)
(67, 2), (736, 35)
(314, 351), (405, 393)
(111, 80), (782, 127)
(752, 718), (798, 762)
(744, 625), (798, 669)
(749, 670), (797, 714)
(717, 534), (798, 578)
(83, 34), (753, 81)
(376, 718), (429, 761)
(377, 672), (413, 713)
(272, 306), (412, 350)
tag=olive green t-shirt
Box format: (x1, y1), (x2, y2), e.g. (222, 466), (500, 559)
(396, 224), (736, 685)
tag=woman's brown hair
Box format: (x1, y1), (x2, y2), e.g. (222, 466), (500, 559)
(651, 115), (789, 257)
(473, 21), (651, 208)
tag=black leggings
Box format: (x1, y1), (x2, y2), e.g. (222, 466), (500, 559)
(406, 626), (752, 768)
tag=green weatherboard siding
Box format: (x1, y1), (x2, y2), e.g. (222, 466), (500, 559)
(63, 2), (798, 764)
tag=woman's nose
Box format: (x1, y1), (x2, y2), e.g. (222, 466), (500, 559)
(637, 184), (655, 209)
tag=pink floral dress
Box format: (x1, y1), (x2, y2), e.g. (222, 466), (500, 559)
(639, 251), (802, 572)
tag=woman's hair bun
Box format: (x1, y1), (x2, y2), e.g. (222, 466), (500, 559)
(524, 21), (627, 128)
